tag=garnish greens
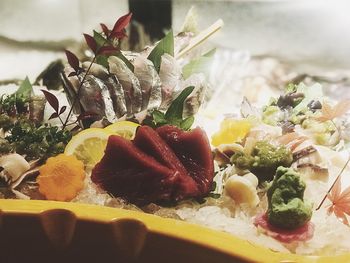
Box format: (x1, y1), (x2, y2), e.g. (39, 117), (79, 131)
(0, 77), (72, 160)
(182, 48), (216, 79)
(231, 141), (293, 182)
(147, 86), (195, 130)
(147, 30), (174, 73)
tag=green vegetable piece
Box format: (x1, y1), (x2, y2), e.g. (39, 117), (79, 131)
(182, 48), (216, 79)
(93, 30), (107, 49)
(180, 116), (194, 131)
(262, 105), (281, 126)
(267, 166), (312, 229)
(165, 86), (194, 126)
(231, 141), (293, 182)
(285, 83), (297, 93)
(96, 55), (109, 69)
(152, 110), (167, 125)
(0, 137), (11, 154)
(115, 51), (134, 72)
(147, 30), (174, 73)
(147, 86), (195, 130)
(16, 77), (33, 98)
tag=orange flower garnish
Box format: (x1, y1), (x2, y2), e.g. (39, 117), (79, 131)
(37, 154), (85, 201)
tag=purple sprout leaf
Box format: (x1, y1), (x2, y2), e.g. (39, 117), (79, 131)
(49, 112), (59, 120)
(111, 12), (132, 39)
(100, 23), (110, 36)
(99, 45), (119, 55)
(93, 30), (107, 49)
(84, 33), (97, 53)
(41, 89), (59, 113)
(65, 50), (80, 72)
(59, 105), (67, 115)
(112, 29), (128, 39)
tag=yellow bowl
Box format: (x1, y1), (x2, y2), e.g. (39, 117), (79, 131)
(0, 199), (349, 263)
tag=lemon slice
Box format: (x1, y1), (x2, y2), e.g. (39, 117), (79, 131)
(104, 121), (140, 140)
(64, 128), (113, 169)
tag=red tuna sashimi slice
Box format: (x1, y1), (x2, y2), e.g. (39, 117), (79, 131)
(254, 213), (314, 243)
(133, 126), (199, 200)
(157, 125), (214, 195)
(91, 135), (178, 205)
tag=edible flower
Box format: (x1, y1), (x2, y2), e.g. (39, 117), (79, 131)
(37, 154), (85, 201)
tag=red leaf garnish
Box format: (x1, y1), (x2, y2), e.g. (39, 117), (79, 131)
(49, 112), (59, 120)
(59, 106), (67, 115)
(111, 12), (132, 39)
(41, 89), (59, 113)
(100, 23), (109, 36)
(65, 50), (80, 72)
(111, 29), (128, 39)
(316, 100), (350, 122)
(84, 33), (97, 53)
(327, 176), (350, 225)
(98, 45), (119, 55)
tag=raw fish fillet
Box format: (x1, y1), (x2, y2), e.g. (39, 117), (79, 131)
(91, 125), (214, 204)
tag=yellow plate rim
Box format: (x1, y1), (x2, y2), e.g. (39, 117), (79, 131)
(0, 199), (349, 262)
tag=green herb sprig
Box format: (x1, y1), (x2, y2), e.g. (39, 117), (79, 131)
(147, 86), (195, 130)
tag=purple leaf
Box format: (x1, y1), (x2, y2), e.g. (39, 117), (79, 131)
(68, 72), (77, 77)
(112, 13), (132, 39)
(77, 111), (99, 121)
(41, 89), (59, 113)
(49, 112), (59, 120)
(98, 45), (119, 55)
(65, 50), (80, 72)
(59, 106), (67, 115)
(100, 23), (109, 36)
(110, 29), (128, 39)
(84, 33), (97, 53)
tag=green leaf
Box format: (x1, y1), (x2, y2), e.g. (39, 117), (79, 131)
(147, 30), (174, 73)
(16, 77), (33, 98)
(180, 116), (194, 130)
(203, 48), (216, 58)
(165, 86), (194, 124)
(96, 55), (109, 68)
(152, 110), (167, 124)
(182, 48), (216, 79)
(115, 51), (134, 72)
(93, 30), (107, 49)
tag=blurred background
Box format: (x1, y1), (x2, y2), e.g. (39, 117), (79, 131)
(1, 0), (350, 104)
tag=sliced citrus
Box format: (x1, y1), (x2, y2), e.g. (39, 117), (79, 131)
(64, 128), (113, 169)
(104, 120), (140, 140)
(211, 119), (251, 147)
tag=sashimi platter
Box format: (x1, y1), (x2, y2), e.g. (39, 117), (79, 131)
(1, 12), (350, 260)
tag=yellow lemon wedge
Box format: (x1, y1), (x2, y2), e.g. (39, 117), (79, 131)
(211, 119), (251, 147)
(64, 128), (113, 169)
(104, 120), (140, 140)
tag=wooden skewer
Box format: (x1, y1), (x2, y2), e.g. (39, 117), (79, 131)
(176, 19), (224, 59)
